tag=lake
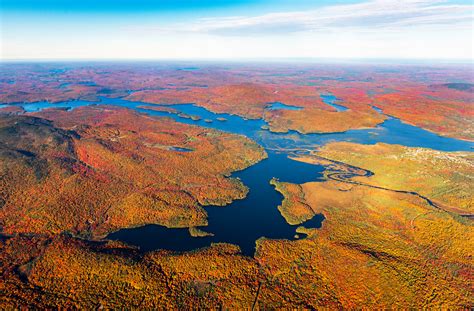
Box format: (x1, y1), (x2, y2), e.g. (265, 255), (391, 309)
(5, 94), (473, 256)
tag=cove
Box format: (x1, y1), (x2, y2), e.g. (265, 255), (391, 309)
(108, 151), (326, 256)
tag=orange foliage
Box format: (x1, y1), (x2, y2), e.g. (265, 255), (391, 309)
(1, 63), (472, 139)
(264, 106), (386, 134)
(127, 83), (329, 119)
(0, 107), (266, 237)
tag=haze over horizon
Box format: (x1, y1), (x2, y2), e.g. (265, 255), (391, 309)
(1, 0), (473, 61)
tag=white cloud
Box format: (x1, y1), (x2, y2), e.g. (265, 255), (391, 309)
(147, 0), (473, 36)
(3, 0), (472, 60)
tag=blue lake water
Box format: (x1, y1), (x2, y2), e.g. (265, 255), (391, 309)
(12, 96), (473, 152)
(3, 96), (473, 256)
(169, 146), (193, 152)
(320, 94), (348, 112)
(110, 151), (326, 256)
(372, 105), (383, 114)
(266, 102), (303, 111)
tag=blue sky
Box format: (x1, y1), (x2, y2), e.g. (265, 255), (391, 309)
(1, 0), (360, 14)
(1, 0), (473, 60)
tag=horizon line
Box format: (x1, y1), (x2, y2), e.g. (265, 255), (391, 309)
(1, 57), (473, 65)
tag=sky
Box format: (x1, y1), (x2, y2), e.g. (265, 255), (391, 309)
(1, 0), (473, 60)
